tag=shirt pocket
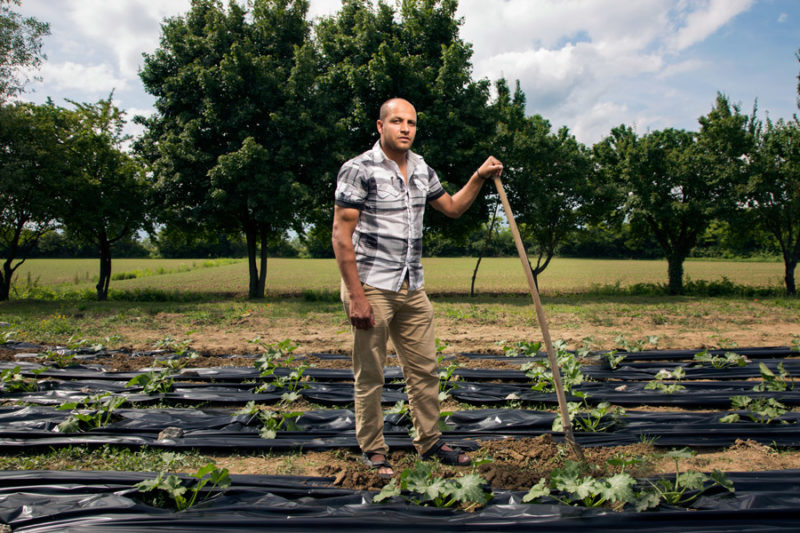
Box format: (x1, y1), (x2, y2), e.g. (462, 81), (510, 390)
(377, 182), (403, 199)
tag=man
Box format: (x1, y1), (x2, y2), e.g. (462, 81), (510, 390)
(331, 98), (502, 477)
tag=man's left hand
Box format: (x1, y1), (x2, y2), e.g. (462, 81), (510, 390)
(477, 156), (503, 180)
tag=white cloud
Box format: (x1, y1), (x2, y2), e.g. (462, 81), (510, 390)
(777, 12), (788, 23)
(62, 0), (191, 79)
(668, 0), (755, 51)
(40, 62), (127, 93)
(657, 59), (706, 79)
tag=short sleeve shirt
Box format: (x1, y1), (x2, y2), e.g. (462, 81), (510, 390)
(334, 141), (445, 292)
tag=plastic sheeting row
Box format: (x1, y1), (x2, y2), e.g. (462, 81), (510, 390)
(5, 377), (800, 409)
(7, 356), (800, 384)
(2, 406), (800, 450)
(3, 469), (800, 532)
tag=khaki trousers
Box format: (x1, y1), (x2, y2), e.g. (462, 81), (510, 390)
(341, 280), (441, 455)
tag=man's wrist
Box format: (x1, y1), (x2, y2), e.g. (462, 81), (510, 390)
(475, 169), (487, 180)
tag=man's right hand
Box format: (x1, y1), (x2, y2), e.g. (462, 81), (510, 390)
(349, 295), (375, 330)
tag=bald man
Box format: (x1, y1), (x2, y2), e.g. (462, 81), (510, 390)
(332, 98), (503, 477)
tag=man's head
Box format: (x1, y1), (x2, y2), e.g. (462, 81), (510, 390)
(377, 98), (417, 157)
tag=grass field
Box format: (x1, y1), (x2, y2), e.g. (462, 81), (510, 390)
(10, 256), (790, 298)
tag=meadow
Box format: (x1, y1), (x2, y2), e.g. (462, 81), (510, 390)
(11, 256), (789, 298)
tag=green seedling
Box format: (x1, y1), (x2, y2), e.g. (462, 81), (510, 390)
(693, 349), (748, 369)
(720, 396), (788, 424)
(437, 353), (461, 402)
(614, 335), (659, 353)
(602, 350), (627, 370)
(56, 393), (126, 433)
(645, 366), (686, 393)
(374, 460), (492, 511)
(0, 365), (48, 393)
(499, 340), (542, 358)
(521, 340), (585, 394)
(552, 392), (626, 433)
(251, 338), (310, 401)
(135, 463), (231, 511)
(523, 461), (641, 510)
(234, 400), (301, 439)
(753, 362), (793, 392)
(645, 448), (734, 506)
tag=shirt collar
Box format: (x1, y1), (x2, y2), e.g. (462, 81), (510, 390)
(372, 140), (422, 176)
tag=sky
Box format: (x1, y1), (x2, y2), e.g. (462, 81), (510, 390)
(14, 0), (800, 145)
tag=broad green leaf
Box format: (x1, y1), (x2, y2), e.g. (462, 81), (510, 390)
(522, 478), (550, 502)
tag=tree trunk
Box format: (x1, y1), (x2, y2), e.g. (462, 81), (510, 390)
(245, 223), (259, 299)
(471, 200), (500, 297)
(667, 255), (684, 295)
(0, 260), (12, 301)
(257, 225), (268, 298)
(245, 222), (269, 299)
(784, 259), (797, 296)
(96, 237), (112, 301)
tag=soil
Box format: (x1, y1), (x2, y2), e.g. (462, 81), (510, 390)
(3, 314), (800, 495)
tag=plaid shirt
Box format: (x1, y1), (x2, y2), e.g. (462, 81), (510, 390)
(335, 141), (445, 292)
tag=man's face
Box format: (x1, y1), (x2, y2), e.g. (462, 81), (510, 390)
(377, 100), (417, 155)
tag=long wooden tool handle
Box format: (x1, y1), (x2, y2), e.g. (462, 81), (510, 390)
(491, 174), (585, 462)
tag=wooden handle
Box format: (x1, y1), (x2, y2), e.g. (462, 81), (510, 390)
(492, 174), (585, 462)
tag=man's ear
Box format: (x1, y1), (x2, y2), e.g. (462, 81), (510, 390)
(376, 119), (383, 134)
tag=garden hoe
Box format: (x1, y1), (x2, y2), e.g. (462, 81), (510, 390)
(491, 173), (586, 462)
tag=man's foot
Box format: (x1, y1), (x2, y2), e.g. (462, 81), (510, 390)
(421, 440), (471, 466)
(361, 452), (394, 478)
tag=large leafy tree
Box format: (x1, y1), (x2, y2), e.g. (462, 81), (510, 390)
(313, 0), (494, 244)
(598, 95), (751, 294)
(0, 0), (49, 101)
(59, 98), (150, 301)
(0, 102), (67, 300)
(746, 117), (800, 295)
(137, 0), (318, 298)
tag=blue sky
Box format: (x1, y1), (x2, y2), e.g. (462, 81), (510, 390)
(15, 0), (800, 145)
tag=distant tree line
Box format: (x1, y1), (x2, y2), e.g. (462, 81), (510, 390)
(2, 0), (799, 300)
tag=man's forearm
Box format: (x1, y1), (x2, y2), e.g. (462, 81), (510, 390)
(443, 171), (487, 218)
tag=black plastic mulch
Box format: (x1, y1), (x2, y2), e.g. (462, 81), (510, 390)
(2, 469), (800, 532)
(1, 406), (799, 450)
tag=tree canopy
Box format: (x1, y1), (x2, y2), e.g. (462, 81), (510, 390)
(137, 0), (317, 298)
(0, 0), (49, 101)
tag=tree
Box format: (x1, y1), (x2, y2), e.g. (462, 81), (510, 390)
(0, 0), (49, 101)
(59, 97), (150, 300)
(0, 102), (67, 300)
(313, 0), (494, 245)
(597, 95), (751, 294)
(746, 117), (800, 294)
(137, 0), (318, 298)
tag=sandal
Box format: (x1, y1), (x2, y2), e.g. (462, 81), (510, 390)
(421, 440), (471, 466)
(361, 452), (394, 479)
